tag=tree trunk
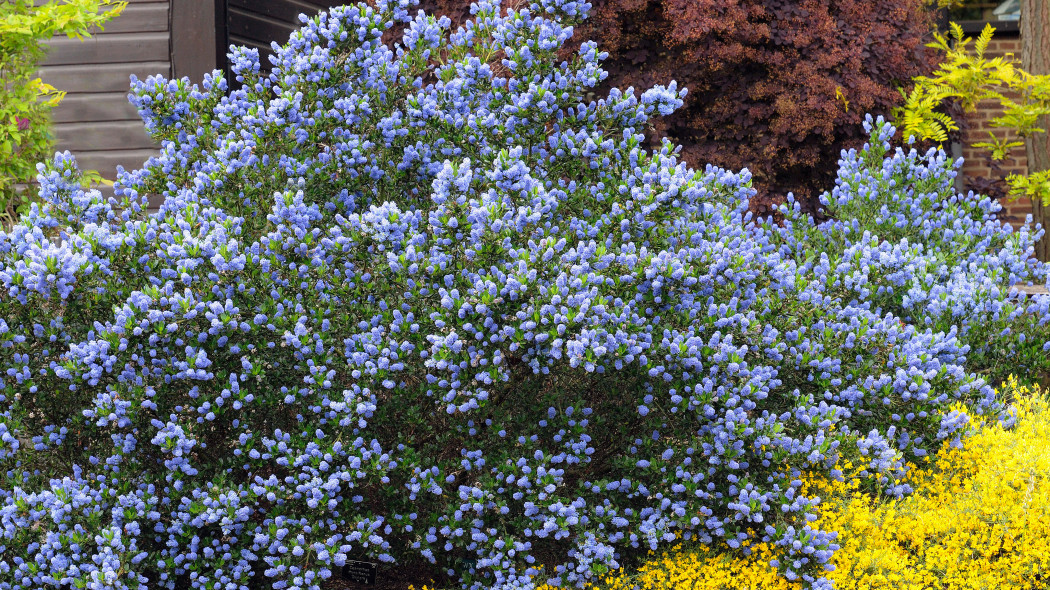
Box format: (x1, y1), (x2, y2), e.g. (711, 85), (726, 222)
(1023, 0), (1050, 261)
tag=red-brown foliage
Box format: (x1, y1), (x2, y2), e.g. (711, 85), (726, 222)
(417, 0), (939, 214)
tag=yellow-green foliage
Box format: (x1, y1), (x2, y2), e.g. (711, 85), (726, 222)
(0, 0), (125, 225)
(576, 377), (1050, 589)
(893, 22), (1050, 206)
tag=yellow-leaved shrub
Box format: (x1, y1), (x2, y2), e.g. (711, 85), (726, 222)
(576, 378), (1050, 590)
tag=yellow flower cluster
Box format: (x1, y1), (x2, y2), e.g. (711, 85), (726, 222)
(575, 377), (1050, 590)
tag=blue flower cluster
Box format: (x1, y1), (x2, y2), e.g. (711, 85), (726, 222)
(0, 1), (1043, 590)
(771, 117), (1050, 390)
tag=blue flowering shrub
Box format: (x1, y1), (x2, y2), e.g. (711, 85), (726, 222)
(0, 1), (1044, 590)
(770, 120), (1050, 388)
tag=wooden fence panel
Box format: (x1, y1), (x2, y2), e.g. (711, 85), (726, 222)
(38, 1), (170, 194)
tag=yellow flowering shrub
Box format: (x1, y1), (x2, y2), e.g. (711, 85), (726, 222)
(574, 378), (1050, 590)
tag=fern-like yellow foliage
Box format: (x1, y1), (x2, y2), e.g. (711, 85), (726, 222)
(893, 22), (1050, 205)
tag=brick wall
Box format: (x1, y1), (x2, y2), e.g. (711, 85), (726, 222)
(956, 32), (1035, 226)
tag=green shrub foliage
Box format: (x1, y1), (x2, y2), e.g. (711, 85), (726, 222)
(894, 23), (1050, 205)
(0, 2), (1040, 590)
(0, 0), (125, 225)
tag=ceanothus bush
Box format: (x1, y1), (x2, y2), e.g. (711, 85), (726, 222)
(770, 118), (1050, 390)
(0, 1), (1036, 590)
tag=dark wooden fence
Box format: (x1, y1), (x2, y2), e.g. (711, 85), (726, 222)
(223, 0), (341, 74)
(40, 0), (171, 182)
(37, 0), (348, 190)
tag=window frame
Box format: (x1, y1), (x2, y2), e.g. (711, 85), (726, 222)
(941, 0), (1020, 34)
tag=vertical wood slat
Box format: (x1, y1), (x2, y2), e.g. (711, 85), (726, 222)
(171, 0), (224, 82)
